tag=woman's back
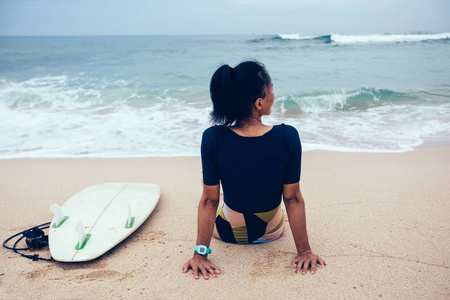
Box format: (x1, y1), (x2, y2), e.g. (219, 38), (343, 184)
(201, 124), (301, 213)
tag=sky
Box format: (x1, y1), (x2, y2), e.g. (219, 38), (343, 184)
(0, 0), (449, 36)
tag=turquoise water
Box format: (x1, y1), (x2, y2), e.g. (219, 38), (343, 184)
(1, 33), (449, 157)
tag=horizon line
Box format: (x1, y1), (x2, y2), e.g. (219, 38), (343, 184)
(0, 31), (448, 38)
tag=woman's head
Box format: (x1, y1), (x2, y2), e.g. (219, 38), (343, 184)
(209, 60), (272, 126)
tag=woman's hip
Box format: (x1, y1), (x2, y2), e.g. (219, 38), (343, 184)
(215, 203), (285, 244)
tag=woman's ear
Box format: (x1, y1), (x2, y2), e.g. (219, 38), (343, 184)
(255, 98), (263, 111)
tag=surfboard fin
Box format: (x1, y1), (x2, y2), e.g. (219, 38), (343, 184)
(125, 204), (135, 228)
(50, 203), (68, 228)
(75, 222), (91, 250)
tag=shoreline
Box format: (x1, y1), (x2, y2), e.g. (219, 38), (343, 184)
(2, 140), (450, 160)
(414, 133), (450, 150)
(2, 132), (450, 160)
(1, 149), (449, 299)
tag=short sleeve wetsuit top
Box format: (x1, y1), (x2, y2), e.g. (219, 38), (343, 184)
(201, 124), (302, 244)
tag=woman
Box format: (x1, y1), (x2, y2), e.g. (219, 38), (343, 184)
(182, 61), (325, 280)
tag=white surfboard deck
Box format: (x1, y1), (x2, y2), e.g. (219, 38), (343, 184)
(48, 183), (160, 262)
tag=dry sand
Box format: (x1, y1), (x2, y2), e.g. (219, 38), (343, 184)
(0, 148), (449, 299)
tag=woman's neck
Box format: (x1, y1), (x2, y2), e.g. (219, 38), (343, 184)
(235, 115), (262, 127)
(230, 115), (272, 137)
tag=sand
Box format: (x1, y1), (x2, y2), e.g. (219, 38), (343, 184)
(0, 148), (449, 299)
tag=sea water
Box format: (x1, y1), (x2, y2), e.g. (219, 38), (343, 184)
(0, 33), (449, 158)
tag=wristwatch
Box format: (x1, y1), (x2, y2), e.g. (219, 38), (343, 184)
(195, 244), (212, 255)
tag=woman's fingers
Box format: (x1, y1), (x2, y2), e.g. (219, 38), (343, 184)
(295, 259), (305, 273)
(198, 265), (209, 280)
(192, 266), (200, 279)
(292, 253), (325, 274)
(318, 256), (326, 266)
(182, 261), (190, 273)
(310, 260), (317, 274)
(201, 262), (222, 279)
(183, 259), (221, 280)
(301, 259), (310, 274)
(208, 266), (220, 278)
(210, 263), (221, 274)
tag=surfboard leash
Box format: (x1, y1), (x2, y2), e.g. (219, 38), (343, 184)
(3, 222), (54, 262)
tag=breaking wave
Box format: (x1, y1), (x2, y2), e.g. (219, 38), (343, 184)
(275, 88), (422, 113)
(252, 32), (450, 44)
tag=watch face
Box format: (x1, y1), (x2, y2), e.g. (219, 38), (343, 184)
(198, 245), (207, 254)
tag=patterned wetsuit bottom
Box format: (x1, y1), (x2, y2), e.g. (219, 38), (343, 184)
(215, 203), (285, 244)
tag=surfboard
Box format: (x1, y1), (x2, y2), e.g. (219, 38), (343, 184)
(48, 183), (160, 262)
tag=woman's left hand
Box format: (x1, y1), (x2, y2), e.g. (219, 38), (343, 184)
(291, 250), (326, 275)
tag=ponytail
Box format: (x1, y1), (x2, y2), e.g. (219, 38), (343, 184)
(209, 61), (271, 126)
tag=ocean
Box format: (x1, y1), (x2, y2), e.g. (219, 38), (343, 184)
(1, 33), (449, 158)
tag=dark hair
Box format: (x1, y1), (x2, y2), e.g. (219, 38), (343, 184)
(209, 60), (272, 126)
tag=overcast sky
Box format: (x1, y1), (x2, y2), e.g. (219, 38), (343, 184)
(1, 0), (449, 36)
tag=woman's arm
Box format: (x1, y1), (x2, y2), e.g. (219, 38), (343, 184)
(182, 184), (222, 280)
(283, 182), (325, 274)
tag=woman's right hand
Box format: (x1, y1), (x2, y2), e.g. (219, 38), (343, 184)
(182, 254), (221, 280)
